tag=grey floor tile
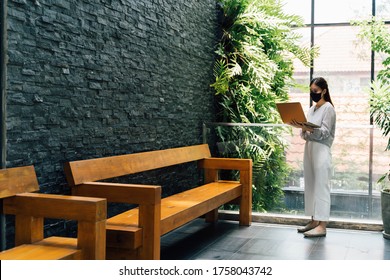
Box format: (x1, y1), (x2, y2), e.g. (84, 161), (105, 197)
(160, 219), (390, 260)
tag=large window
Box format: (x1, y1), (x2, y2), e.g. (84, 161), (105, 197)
(204, 1), (389, 221)
(282, 0), (390, 220)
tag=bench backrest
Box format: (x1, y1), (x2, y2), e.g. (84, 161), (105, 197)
(0, 165), (39, 199)
(65, 144), (212, 186)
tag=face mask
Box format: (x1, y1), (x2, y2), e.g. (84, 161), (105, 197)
(310, 91), (322, 102)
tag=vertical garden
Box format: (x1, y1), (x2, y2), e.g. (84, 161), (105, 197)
(211, 0), (316, 211)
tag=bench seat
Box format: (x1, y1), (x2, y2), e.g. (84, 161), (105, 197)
(0, 237), (80, 260)
(107, 181), (241, 233)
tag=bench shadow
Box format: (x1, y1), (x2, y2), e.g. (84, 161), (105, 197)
(160, 219), (236, 260)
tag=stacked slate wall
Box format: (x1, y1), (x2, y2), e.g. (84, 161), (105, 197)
(4, 0), (217, 247)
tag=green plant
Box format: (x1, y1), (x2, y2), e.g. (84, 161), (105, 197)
(211, 0), (316, 211)
(369, 80), (390, 189)
(353, 17), (390, 83)
(354, 17), (390, 190)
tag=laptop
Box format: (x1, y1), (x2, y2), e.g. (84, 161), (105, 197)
(276, 102), (320, 128)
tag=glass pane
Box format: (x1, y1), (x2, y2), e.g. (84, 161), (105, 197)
(377, 0), (390, 20)
(290, 27), (310, 109)
(315, 0), (372, 24)
(282, 0), (311, 24)
(286, 126), (382, 220)
(313, 26), (373, 126)
(203, 123), (383, 220)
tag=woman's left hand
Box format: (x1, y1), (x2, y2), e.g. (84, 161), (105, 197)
(302, 124), (314, 133)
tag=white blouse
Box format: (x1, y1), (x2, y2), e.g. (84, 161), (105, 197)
(301, 102), (336, 148)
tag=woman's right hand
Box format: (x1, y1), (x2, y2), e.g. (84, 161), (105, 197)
(290, 119), (303, 128)
(290, 120), (314, 133)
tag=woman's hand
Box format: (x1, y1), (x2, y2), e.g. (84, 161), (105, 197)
(290, 119), (303, 128)
(302, 125), (314, 133)
(290, 120), (314, 133)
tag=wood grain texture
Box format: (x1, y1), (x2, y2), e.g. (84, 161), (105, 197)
(65, 144), (211, 186)
(0, 165), (39, 198)
(0, 243), (80, 260)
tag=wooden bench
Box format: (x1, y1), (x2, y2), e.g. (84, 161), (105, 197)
(64, 144), (252, 260)
(0, 165), (107, 260)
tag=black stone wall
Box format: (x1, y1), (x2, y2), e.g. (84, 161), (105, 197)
(4, 0), (218, 246)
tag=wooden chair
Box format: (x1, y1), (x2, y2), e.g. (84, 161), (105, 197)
(0, 165), (107, 260)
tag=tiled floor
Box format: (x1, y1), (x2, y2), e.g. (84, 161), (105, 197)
(161, 219), (390, 260)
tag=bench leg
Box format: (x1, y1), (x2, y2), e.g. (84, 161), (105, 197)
(239, 170), (252, 226)
(138, 204), (161, 260)
(204, 168), (220, 223)
(78, 220), (106, 260)
(205, 209), (218, 223)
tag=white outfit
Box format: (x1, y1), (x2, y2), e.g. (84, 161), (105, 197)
(300, 102), (336, 221)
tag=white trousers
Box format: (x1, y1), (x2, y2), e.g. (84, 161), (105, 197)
(303, 141), (332, 221)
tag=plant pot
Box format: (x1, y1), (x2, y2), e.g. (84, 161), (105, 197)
(381, 190), (390, 239)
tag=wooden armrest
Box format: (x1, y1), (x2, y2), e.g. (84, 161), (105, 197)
(72, 182), (161, 205)
(199, 157), (253, 227)
(3, 193), (106, 222)
(73, 182), (161, 260)
(198, 158), (252, 171)
(4, 192), (108, 258)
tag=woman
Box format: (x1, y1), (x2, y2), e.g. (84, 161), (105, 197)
(291, 77), (336, 237)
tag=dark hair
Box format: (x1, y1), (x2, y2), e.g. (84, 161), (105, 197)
(310, 77), (334, 106)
